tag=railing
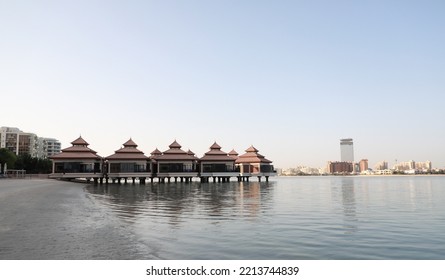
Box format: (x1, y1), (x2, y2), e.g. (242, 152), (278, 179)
(201, 167), (240, 173)
(55, 169), (102, 174)
(158, 169), (198, 173)
(109, 169), (151, 173)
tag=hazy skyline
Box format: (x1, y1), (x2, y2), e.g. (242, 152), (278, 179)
(1, 0), (444, 169)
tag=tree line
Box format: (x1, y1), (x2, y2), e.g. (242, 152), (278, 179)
(0, 148), (52, 174)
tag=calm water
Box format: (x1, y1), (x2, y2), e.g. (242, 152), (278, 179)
(85, 176), (445, 259)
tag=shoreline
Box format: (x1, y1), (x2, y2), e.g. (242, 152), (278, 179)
(0, 178), (148, 260)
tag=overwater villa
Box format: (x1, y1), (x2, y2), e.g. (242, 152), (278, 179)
(152, 140), (199, 183)
(49, 137), (276, 183)
(236, 146), (276, 181)
(105, 139), (151, 184)
(49, 136), (102, 182)
(199, 142), (239, 182)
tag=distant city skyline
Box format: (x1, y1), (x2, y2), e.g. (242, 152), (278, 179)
(1, 1), (444, 169)
(1, 124), (439, 171)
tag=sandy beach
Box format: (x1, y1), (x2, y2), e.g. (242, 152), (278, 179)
(0, 179), (146, 259)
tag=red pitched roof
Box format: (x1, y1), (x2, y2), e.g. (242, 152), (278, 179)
(122, 138), (137, 147)
(200, 142), (235, 162)
(245, 146), (259, 153)
(50, 136), (101, 160)
(228, 149), (239, 160)
(187, 149), (200, 160)
(71, 136), (89, 146)
(149, 148), (162, 160)
(210, 142), (222, 150)
(155, 140), (198, 161)
(235, 146), (272, 164)
(105, 139), (149, 160)
(169, 140), (182, 149)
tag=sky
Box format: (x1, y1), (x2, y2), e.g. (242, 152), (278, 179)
(1, 0), (444, 169)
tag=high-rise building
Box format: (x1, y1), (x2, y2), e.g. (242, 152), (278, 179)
(340, 138), (354, 162)
(1, 126), (60, 158)
(0, 127), (38, 157)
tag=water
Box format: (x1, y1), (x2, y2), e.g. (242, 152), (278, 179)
(84, 176), (445, 259)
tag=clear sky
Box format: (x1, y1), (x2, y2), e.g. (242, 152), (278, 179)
(1, 0), (444, 169)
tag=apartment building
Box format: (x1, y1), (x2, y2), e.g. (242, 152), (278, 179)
(0, 126), (60, 158)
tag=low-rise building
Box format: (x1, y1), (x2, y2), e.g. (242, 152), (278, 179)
(374, 161), (388, 171)
(105, 139), (151, 183)
(235, 146), (275, 181)
(49, 136), (102, 181)
(153, 140), (199, 182)
(199, 142), (239, 182)
(327, 161), (353, 174)
(393, 160), (432, 173)
(415, 161), (432, 172)
(373, 169), (393, 175)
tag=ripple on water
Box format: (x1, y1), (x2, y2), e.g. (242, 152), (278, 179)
(84, 177), (445, 259)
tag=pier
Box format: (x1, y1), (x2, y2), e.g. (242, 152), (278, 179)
(49, 137), (276, 184)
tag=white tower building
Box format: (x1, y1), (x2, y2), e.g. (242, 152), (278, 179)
(340, 138), (354, 162)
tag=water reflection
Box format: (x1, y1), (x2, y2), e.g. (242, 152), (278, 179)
(85, 181), (274, 227)
(82, 177), (445, 259)
(339, 177), (358, 234)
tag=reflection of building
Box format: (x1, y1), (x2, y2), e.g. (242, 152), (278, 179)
(199, 142), (239, 182)
(49, 136), (102, 181)
(105, 139), (151, 183)
(235, 146), (276, 181)
(340, 138), (354, 163)
(327, 161), (353, 174)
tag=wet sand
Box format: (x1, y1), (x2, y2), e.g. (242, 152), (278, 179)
(0, 179), (147, 260)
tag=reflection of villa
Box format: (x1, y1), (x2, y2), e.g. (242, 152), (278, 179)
(49, 137), (276, 183)
(49, 137), (102, 182)
(152, 140), (199, 183)
(199, 142), (239, 182)
(236, 146), (276, 181)
(105, 139), (151, 184)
